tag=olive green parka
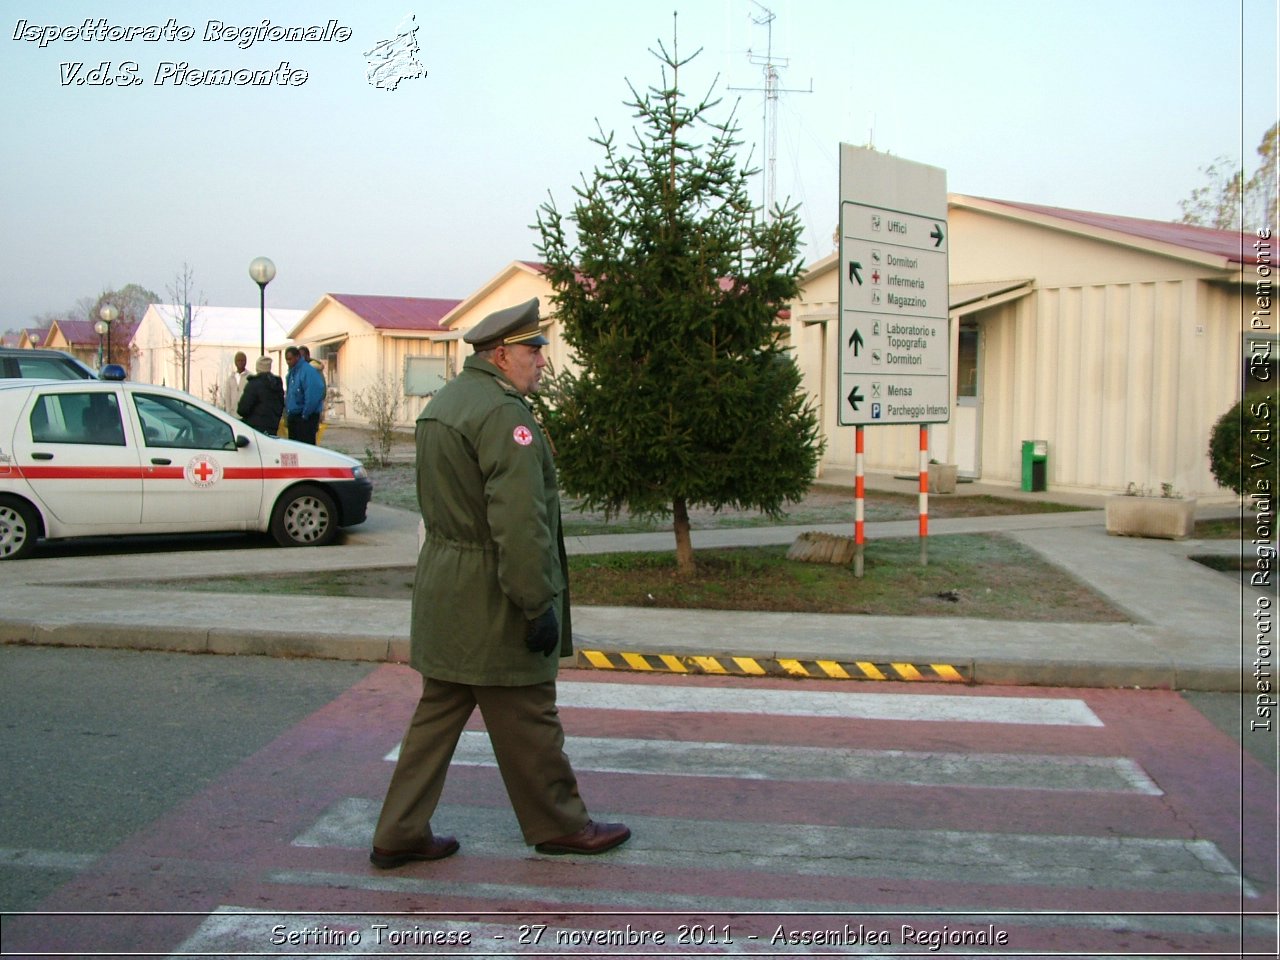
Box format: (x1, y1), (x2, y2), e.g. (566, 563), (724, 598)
(408, 354), (571, 685)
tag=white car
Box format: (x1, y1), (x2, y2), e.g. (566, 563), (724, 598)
(0, 379), (372, 560)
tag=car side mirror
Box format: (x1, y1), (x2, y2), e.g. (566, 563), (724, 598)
(235, 435), (251, 448)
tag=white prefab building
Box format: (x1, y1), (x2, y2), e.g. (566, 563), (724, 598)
(132, 304), (306, 405)
(789, 196), (1255, 499)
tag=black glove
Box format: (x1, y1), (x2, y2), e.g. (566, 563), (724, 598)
(526, 607), (560, 657)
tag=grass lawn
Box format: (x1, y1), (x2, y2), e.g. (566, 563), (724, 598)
(163, 533), (1127, 623)
(360, 461), (1087, 534)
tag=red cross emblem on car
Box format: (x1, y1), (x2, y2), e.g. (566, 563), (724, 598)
(184, 455), (223, 488)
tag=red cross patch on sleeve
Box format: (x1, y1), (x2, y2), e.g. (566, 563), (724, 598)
(512, 425), (534, 446)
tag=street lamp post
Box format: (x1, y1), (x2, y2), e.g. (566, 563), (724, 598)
(97, 304), (119, 367)
(94, 319), (108, 367)
(248, 257), (276, 358)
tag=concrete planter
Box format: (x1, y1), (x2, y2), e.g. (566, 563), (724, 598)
(1105, 495), (1197, 540)
(929, 463), (958, 494)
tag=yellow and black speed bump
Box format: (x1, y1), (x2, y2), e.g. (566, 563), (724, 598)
(576, 650), (969, 683)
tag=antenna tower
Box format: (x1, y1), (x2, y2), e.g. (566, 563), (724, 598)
(729, 1), (812, 219)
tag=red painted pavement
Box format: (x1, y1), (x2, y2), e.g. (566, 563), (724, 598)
(3, 666), (1274, 957)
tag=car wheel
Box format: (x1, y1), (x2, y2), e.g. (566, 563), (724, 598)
(270, 485), (338, 547)
(0, 496), (39, 561)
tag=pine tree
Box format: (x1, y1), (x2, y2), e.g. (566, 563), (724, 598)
(535, 31), (823, 576)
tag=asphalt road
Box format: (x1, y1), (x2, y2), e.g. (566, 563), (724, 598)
(0, 646), (376, 912)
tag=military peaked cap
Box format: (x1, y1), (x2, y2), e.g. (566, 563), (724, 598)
(464, 298), (549, 351)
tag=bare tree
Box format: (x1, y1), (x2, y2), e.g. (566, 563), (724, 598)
(90, 283), (160, 368)
(166, 264), (207, 393)
(1179, 124), (1278, 230)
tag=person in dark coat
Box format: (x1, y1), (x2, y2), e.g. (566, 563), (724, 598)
(369, 298), (630, 868)
(284, 345), (326, 444)
(237, 356), (285, 435)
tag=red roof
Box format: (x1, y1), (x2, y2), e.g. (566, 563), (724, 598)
(975, 198), (1260, 266)
(329, 294), (461, 331)
(53, 319), (104, 346)
(53, 318), (139, 346)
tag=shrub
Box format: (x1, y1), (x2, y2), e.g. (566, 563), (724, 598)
(351, 378), (402, 467)
(1207, 398), (1271, 496)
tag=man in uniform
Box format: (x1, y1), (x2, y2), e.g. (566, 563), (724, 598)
(370, 298), (630, 867)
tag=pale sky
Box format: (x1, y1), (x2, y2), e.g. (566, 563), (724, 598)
(1, 0), (1275, 327)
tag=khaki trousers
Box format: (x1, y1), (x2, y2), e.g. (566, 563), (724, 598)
(373, 677), (589, 848)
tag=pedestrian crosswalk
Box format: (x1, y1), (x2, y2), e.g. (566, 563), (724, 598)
(9, 668), (1275, 957)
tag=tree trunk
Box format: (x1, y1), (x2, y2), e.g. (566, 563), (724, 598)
(673, 496), (696, 578)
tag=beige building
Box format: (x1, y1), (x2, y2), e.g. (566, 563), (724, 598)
(289, 265), (573, 430)
(790, 196), (1253, 499)
(17, 328), (47, 349)
(438, 261), (568, 372)
(43, 319), (119, 369)
(287, 294), (462, 425)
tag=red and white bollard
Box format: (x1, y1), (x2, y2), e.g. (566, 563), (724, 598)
(854, 426), (866, 577)
(919, 425), (930, 566)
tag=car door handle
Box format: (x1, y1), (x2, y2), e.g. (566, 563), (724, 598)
(31, 452), (53, 460)
(151, 458), (172, 465)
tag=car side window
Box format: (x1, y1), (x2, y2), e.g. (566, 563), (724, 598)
(30, 392), (126, 446)
(132, 393), (236, 451)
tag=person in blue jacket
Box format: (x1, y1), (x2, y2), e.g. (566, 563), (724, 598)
(284, 345), (326, 444)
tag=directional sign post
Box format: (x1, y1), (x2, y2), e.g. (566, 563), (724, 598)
(837, 146), (950, 574)
(838, 145), (950, 427)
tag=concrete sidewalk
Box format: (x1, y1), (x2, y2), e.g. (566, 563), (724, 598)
(0, 483), (1249, 691)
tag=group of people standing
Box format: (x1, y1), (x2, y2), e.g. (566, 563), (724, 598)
(220, 346), (326, 444)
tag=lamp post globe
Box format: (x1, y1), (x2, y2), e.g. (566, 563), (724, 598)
(98, 304), (119, 366)
(249, 257), (276, 359)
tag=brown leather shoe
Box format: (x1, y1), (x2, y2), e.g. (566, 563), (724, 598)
(534, 820), (631, 855)
(369, 834), (459, 869)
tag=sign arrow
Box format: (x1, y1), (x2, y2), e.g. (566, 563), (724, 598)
(848, 329), (864, 355)
(848, 261), (863, 285)
(930, 223), (945, 247)
(847, 386), (864, 411)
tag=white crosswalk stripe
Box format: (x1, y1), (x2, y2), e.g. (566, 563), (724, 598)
(556, 680), (1105, 725)
(435, 731), (1164, 794)
(294, 798), (1252, 896)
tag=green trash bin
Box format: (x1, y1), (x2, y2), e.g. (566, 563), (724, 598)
(1021, 440), (1048, 492)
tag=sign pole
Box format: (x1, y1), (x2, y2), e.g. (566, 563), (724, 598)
(837, 144), (949, 575)
(854, 425), (866, 578)
(919, 424), (929, 566)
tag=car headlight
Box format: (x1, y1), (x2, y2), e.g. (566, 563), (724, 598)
(352, 464), (369, 481)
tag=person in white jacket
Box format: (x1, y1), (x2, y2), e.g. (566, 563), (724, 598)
(221, 352), (249, 414)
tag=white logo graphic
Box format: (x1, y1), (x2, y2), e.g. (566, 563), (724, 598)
(365, 14), (427, 91)
(512, 425), (534, 446)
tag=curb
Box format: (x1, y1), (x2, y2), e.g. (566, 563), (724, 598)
(0, 622), (1242, 692)
(576, 649), (970, 683)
